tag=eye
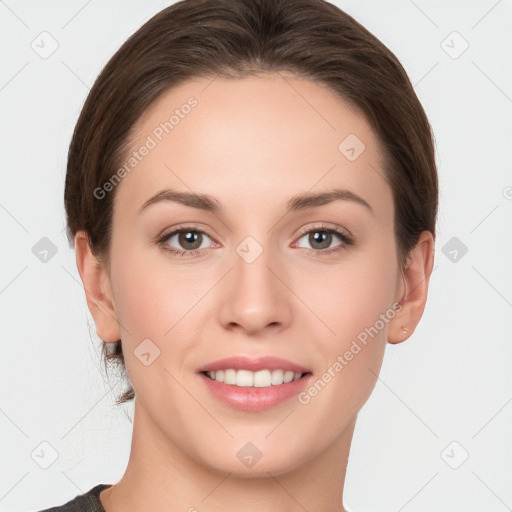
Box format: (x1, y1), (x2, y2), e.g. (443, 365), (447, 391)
(293, 224), (354, 256)
(157, 223), (354, 258)
(157, 225), (217, 257)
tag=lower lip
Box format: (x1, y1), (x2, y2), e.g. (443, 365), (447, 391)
(199, 372), (312, 411)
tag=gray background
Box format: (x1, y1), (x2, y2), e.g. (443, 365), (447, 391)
(1, 1), (511, 510)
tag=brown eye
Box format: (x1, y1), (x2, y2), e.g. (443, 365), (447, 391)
(307, 230), (333, 250)
(293, 225), (354, 256)
(158, 227), (215, 256)
(177, 230), (203, 250)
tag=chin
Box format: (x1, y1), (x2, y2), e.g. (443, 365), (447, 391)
(194, 437), (310, 478)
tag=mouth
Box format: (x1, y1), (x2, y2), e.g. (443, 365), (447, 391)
(197, 356), (313, 411)
(201, 368), (311, 387)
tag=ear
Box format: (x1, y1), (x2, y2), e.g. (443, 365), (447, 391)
(388, 230), (435, 344)
(74, 231), (121, 343)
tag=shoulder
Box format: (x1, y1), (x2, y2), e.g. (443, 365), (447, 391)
(35, 484), (112, 512)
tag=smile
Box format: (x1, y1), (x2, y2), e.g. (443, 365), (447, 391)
(198, 356), (312, 411)
(203, 369), (305, 387)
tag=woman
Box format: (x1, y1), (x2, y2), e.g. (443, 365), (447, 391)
(41, 0), (437, 509)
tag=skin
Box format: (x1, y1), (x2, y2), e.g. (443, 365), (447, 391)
(75, 72), (434, 512)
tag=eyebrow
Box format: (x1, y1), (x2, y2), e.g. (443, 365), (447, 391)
(137, 187), (374, 215)
(138, 189), (222, 215)
(287, 188), (373, 214)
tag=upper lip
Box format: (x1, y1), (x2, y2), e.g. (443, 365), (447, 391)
(198, 356), (310, 374)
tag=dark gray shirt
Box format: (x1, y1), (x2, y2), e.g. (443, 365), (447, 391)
(36, 484), (111, 512)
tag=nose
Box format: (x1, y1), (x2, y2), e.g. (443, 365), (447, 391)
(218, 240), (292, 336)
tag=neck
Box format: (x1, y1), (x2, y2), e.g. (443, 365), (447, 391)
(100, 400), (354, 512)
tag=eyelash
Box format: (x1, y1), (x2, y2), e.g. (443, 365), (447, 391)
(157, 223), (354, 258)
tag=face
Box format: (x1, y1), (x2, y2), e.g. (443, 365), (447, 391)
(99, 73), (404, 476)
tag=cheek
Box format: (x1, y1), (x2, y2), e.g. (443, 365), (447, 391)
(113, 269), (170, 341)
(296, 273), (394, 444)
(304, 247), (398, 398)
(109, 251), (200, 412)
(111, 244), (206, 341)
(307, 253), (398, 347)
(109, 248), (212, 393)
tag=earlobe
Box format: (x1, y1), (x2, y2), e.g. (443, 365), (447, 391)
(74, 231), (121, 343)
(388, 231), (435, 344)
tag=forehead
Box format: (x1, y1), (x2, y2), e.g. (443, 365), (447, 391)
(113, 72), (392, 222)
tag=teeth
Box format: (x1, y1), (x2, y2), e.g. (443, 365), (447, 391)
(283, 370), (294, 383)
(271, 369), (284, 385)
(253, 370), (271, 387)
(224, 369), (236, 385)
(206, 369), (304, 387)
(237, 370), (254, 387)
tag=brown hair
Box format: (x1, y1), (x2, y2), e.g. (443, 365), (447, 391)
(64, 0), (438, 405)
